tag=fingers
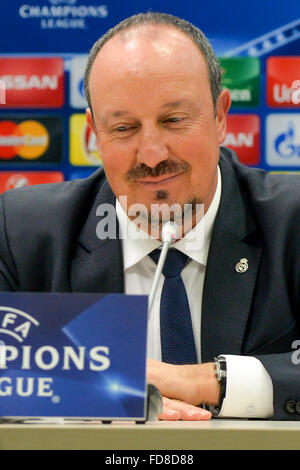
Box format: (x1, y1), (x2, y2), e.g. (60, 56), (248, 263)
(159, 397), (212, 421)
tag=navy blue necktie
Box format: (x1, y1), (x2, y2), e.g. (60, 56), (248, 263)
(149, 249), (197, 365)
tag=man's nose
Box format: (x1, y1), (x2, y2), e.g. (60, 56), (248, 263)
(136, 127), (169, 168)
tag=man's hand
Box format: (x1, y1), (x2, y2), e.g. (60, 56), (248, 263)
(159, 397), (212, 421)
(147, 359), (220, 420)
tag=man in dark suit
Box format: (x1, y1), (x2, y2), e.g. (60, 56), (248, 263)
(1, 12), (300, 420)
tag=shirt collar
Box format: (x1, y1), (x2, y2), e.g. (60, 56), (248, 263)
(117, 166), (222, 270)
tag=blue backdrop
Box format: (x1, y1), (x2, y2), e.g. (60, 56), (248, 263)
(0, 0), (299, 186)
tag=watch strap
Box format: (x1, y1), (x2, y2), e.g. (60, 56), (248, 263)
(211, 355), (227, 416)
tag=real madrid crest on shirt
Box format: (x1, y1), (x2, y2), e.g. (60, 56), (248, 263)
(235, 258), (249, 273)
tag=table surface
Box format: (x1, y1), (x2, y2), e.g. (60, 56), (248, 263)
(1, 418), (300, 450)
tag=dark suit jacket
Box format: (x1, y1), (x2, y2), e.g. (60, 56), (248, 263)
(0, 147), (300, 420)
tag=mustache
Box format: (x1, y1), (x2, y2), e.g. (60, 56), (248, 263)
(125, 159), (190, 183)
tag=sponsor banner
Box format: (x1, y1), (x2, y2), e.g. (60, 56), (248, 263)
(266, 113), (300, 166)
(0, 171), (64, 193)
(69, 113), (102, 166)
(223, 114), (260, 165)
(0, 116), (63, 164)
(0, 58), (64, 108)
(70, 56), (87, 108)
(267, 57), (300, 108)
(0, 293), (148, 419)
(219, 57), (260, 107)
(0, 0), (298, 55)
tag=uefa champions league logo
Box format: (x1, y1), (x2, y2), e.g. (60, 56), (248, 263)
(0, 307), (40, 343)
(19, 0), (108, 30)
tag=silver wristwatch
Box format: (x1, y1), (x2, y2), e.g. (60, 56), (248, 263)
(211, 355), (227, 416)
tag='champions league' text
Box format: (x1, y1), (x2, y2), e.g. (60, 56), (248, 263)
(0, 345), (111, 397)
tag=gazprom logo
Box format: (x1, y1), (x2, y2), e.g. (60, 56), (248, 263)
(266, 114), (300, 166)
(0, 307), (39, 343)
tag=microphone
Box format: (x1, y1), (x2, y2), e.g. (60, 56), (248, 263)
(148, 221), (178, 316)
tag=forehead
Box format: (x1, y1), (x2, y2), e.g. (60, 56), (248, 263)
(89, 25), (210, 99)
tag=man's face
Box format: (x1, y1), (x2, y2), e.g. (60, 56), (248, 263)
(87, 25), (230, 233)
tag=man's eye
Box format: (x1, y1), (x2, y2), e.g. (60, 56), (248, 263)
(116, 126), (130, 132)
(165, 117), (182, 123)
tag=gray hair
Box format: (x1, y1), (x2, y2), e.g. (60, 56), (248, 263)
(84, 12), (222, 117)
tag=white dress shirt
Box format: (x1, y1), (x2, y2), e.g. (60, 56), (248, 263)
(116, 167), (273, 418)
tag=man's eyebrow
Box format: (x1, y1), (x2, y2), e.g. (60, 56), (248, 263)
(161, 99), (193, 109)
(104, 110), (131, 118)
(102, 99), (193, 121)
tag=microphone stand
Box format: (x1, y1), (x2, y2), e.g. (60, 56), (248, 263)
(148, 221), (178, 317)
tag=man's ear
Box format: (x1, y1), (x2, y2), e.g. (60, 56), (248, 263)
(215, 88), (231, 144)
(86, 107), (96, 134)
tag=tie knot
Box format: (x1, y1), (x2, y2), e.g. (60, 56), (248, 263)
(149, 249), (188, 278)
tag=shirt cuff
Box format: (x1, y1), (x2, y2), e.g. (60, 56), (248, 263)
(216, 355), (274, 418)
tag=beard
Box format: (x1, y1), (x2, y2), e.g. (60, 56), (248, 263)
(124, 159), (204, 239)
(126, 195), (204, 240)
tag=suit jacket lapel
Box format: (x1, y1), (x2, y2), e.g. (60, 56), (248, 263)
(201, 155), (262, 362)
(70, 179), (124, 293)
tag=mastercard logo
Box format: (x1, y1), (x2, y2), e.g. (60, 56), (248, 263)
(0, 120), (49, 159)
